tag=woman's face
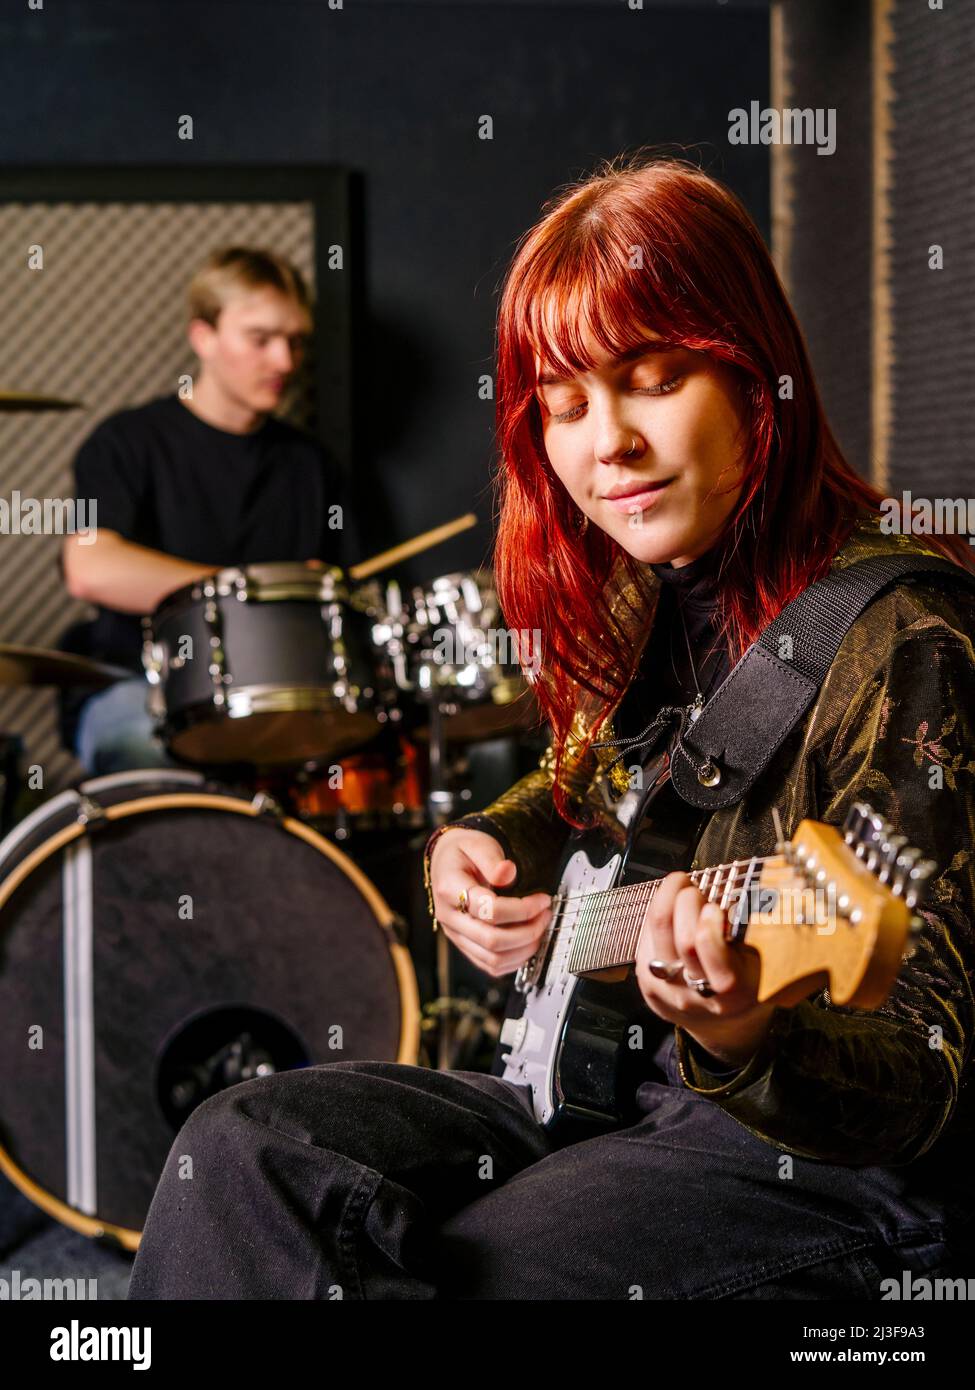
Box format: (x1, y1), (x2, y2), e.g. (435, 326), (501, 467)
(535, 327), (748, 566)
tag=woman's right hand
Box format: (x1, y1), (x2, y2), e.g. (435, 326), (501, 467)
(428, 829), (553, 978)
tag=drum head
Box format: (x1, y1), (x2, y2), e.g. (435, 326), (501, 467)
(0, 775), (418, 1244)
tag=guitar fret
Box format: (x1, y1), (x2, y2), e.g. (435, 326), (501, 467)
(716, 866), (729, 903)
(566, 858), (764, 974)
(721, 860), (738, 912)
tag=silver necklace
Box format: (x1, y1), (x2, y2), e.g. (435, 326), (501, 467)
(675, 595), (708, 723)
(593, 590), (710, 770)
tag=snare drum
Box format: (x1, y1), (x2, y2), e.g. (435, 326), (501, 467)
(143, 563), (398, 768)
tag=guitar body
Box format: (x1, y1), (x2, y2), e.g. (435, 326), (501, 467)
(495, 744), (711, 1138)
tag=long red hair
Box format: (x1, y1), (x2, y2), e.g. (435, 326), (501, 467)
(492, 151), (974, 826)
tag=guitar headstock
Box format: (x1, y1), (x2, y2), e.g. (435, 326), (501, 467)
(746, 802), (937, 1009)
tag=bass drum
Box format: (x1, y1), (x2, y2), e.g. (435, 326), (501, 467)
(0, 769), (419, 1249)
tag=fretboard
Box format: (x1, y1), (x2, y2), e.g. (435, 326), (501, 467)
(564, 854), (773, 975)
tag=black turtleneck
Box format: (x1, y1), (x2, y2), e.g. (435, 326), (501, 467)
(614, 546), (731, 745)
(618, 548), (742, 1080)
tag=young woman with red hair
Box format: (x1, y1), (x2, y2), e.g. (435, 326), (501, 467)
(131, 154), (975, 1301)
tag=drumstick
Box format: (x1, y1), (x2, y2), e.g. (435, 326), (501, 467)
(348, 513), (478, 581)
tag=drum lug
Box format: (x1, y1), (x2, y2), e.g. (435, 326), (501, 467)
(250, 791), (284, 820)
(385, 912), (410, 947)
(140, 616), (164, 684)
(75, 795), (108, 832)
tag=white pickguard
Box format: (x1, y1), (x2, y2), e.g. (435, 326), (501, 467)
(498, 848), (621, 1125)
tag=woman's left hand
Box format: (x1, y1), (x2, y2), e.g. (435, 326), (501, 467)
(636, 870), (778, 1069)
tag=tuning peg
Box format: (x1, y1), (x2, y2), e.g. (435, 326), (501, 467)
(864, 811), (895, 874)
(904, 859), (938, 910)
(843, 802), (871, 848)
(771, 806), (790, 858)
(866, 819), (899, 877)
(891, 845), (923, 896)
(877, 833), (908, 885)
(851, 808), (878, 865)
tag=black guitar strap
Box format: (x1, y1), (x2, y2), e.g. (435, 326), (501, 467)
(668, 553), (975, 812)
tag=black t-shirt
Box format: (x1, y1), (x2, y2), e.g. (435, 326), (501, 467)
(69, 394), (355, 671)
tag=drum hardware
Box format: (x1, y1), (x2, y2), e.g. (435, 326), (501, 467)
(163, 1029), (279, 1127)
(365, 578), (413, 695)
(420, 994), (495, 1073)
(425, 700), (471, 1071)
(74, 795), (108, 830)
(249, 789), (284, 820)
(201, 577), (229, 710)
(398, 569), (540, 745)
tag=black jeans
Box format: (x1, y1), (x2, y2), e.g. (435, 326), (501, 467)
(128, 1034), (971, 1300)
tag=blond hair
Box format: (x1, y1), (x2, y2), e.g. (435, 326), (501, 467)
(187, 246), (311, 326)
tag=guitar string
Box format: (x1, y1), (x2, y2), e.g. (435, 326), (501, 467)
(528, 855), (844, 975)
(532, 858), (773, 948)
(548, 858), (769, 912)
(551, 857), (773, 905)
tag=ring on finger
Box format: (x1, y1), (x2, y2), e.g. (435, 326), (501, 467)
(648, 958), (685, 982)
(683, 969), (715, 997)
(456, 888), (470, 915)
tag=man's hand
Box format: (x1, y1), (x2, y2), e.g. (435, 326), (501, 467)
(63, 531), (216, 614)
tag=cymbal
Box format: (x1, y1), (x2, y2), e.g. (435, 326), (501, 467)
(0, 644), (132, 688)
(0, 390), (84, 412)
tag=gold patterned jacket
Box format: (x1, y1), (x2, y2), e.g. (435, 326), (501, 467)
(433, 515), (975, 1167)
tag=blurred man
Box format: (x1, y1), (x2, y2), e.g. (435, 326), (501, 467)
(60, 246), (353, 774)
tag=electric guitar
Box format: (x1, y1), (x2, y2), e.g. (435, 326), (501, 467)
(494, 735), (937, 1135)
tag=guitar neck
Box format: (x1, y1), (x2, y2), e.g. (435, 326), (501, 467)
(566, 854), (778, 975)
